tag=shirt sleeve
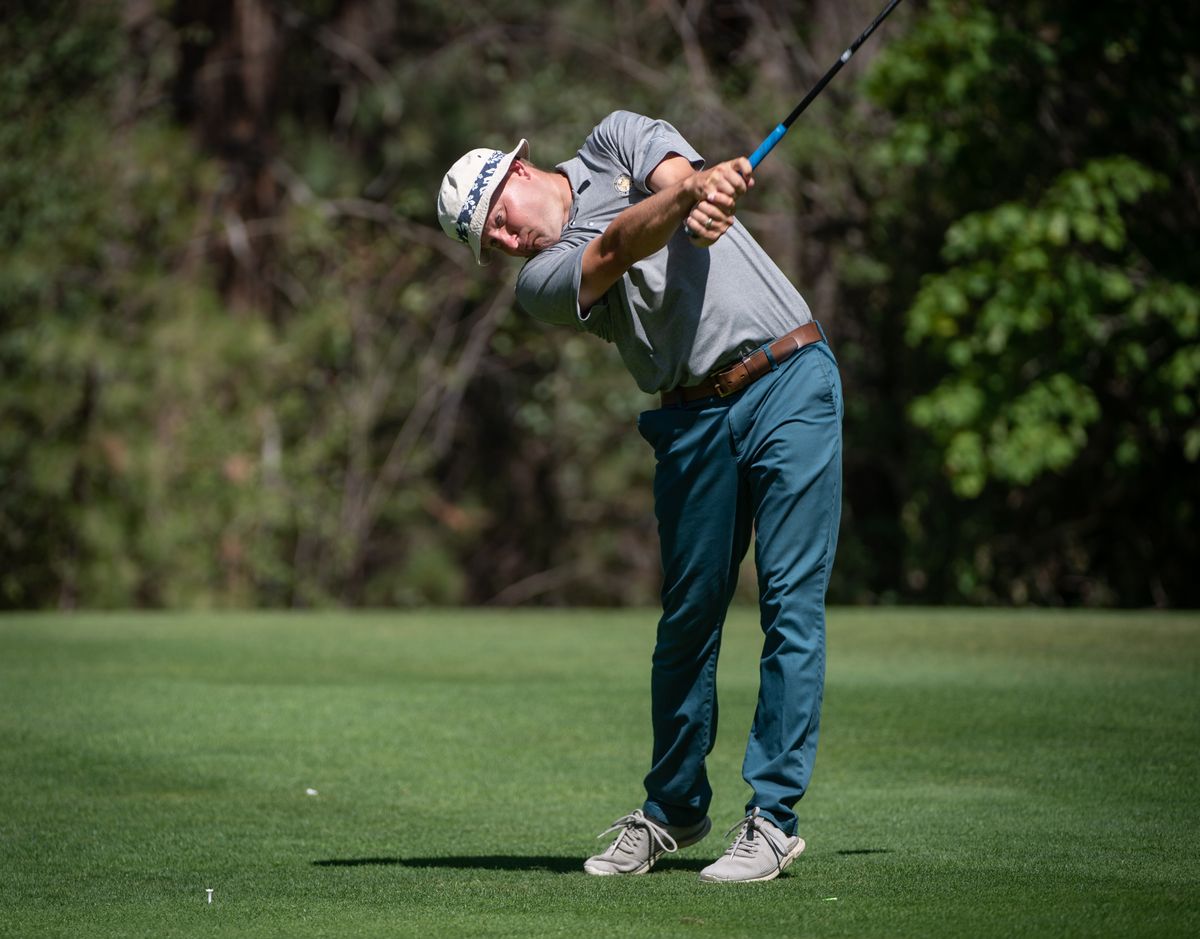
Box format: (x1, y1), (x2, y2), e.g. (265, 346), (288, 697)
(587, 111), (705, 192)
(516, 231), (595, 328)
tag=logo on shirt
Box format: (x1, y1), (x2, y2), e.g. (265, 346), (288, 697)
(613, 174), (632, 196)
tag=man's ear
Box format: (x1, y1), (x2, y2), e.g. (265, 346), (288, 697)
(509, 159), (531, 179)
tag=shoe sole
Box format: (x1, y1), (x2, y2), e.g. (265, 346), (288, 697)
(698, 836), (806, 884)
(583, 858), (654, 876)
(583, 817), (713, 876)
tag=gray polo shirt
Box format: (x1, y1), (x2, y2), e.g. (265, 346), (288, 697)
(516, 110), (813, 393)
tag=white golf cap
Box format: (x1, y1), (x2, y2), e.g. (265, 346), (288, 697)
(437, 138), (529, 265)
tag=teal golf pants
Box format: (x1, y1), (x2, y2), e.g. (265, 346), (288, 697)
(638, 337), (842, 837)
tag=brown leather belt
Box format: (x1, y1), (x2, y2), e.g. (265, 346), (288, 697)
(660, 321), (824, 408)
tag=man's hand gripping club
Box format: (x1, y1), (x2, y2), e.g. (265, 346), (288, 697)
(683, 157), (754, 247)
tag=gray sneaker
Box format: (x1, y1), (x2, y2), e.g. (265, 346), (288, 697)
(698, 807), (805, 883)
(583, 809), (712, 876)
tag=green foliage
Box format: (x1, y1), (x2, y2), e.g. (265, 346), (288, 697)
(1, 0), (678, 609)
(853, 0), (1200, 604)
(906, 157), (1197, 498)
(3, 0), (1197, 608)
(0, 95), (278, 605)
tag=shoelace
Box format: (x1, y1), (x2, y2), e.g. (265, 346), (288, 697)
(720, 807), (787, 870)
(596, 810), (679, 861)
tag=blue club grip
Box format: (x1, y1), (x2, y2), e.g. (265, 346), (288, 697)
(748, 123), (788, 170)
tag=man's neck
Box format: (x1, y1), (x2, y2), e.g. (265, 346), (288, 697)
(553, 169), (573, 230)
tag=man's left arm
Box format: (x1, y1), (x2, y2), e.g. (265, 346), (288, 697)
(577, 155), (752, 311)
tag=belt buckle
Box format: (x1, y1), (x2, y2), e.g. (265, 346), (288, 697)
(714, 353), (751, 398)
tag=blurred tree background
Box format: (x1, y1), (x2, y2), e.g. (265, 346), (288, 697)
(1, 0), (1196, 609)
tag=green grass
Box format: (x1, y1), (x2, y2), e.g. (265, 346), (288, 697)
(1, 608), (1197, 938)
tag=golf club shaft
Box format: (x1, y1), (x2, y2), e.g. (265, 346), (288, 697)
(686, 0), (903, 242)
(748, 0), (905, 168)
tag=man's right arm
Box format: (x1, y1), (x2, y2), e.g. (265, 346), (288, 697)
(577, 156), (753, 311)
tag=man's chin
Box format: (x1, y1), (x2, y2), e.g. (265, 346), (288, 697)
(526, 234), (562, 256)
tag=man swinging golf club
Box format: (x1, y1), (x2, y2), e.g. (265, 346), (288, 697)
(437, 110), (842, 883)
(436, 0), (905, 884)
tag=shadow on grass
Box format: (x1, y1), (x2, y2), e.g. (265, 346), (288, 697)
(313, 849), (889, 873)
(312, 855), (710, 873)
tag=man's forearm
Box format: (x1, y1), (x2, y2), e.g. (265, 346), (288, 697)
(578, 156), (751, 311)
(594, 179), (696, 272)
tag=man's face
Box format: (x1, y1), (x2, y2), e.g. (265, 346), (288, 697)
(482, 160), (564, 259)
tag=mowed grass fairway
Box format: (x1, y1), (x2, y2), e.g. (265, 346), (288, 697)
(1, 609), (1197, 938)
